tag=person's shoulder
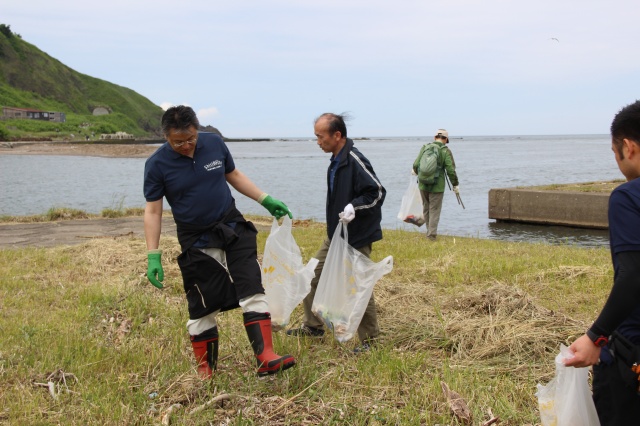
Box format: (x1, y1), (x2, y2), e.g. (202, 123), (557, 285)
(198, 132), (224, 142)
(613, 178), (640, 194)
(197, 133), (228, 152)
(145, 142), (170, 164)
(610, 180), (640, 238)
(611, 179), (640, 206)
(437, 143), (451, 155)
(348, 144), (370, 161)
(197, 132), (226, 147)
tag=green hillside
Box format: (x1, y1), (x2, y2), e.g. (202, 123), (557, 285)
(0, 24), (163, 141)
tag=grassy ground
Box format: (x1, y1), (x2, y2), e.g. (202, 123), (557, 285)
(0, 217), (610, 425)
(523, 180), (624, 193)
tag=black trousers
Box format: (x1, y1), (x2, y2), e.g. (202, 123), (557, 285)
(592, 360), (640, 425)
(178, 221), (263, 319)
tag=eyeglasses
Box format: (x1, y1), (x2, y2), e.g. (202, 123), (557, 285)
(172, 135), (197, 148)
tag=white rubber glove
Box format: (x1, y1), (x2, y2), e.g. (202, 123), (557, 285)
(453, 186), (459, 194)
(339, 203), (355, 223)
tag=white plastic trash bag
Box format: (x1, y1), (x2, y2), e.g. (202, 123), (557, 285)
(312, 222), (393, 342)
(397, 174), (424, 224)
(536, 344), (600, 426)
(262, 216), (319, 330)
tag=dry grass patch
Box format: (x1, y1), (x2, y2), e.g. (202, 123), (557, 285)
(0, 225), (612, 425)
(442, 284), (582, 366)
(532, 264), (608, 281)
(0, 207), (164, 223)
(376, 278), (584, 374)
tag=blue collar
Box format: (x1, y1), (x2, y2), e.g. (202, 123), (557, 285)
(330, 144), (346, 163)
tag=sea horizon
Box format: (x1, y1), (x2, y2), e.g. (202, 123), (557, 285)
(219, 132), (610, 141)
(1, 134), (616, 247)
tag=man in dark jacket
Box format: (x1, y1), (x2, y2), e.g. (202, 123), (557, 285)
(286, 113), (386, 351)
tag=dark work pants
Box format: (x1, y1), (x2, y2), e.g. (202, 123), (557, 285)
(592, 361), (640, 425)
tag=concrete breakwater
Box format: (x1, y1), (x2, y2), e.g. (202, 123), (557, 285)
(488, 188), (610, 229)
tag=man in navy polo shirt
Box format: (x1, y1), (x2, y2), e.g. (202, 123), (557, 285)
(565, 100), (640, 425)
(143, 105), (296, 378)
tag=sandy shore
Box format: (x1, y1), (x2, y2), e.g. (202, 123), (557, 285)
(0, 142), (159, 158)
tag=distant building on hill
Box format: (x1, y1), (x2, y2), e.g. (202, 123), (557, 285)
(92, 107), (110, 116)
(100, 131), (134, 140)
(2, 106), (66, 123)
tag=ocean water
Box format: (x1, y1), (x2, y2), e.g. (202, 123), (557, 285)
(0, 134), (619, 247)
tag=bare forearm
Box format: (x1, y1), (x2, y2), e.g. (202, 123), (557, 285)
(144, 201), (163, 250)
(226, 169), (264, 201)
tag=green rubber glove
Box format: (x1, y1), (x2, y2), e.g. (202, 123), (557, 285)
(260, 194), (293, 219)
(147, 249), (164, 289)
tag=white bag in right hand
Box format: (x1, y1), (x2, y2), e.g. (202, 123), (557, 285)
(311, 222), (393, 342)
(397, 174), (424, 224)
(536, 344), (600, 426)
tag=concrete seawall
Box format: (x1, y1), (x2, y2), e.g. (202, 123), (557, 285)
(488, 188), (610, 229)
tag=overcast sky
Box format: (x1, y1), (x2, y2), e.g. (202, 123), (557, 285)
(4, 1), (640, 137)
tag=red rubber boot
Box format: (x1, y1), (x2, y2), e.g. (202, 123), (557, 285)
(243, 312), (296, 376)
(190, 327), (219, 379)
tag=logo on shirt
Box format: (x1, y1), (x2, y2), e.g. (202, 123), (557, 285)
(204, 160), (223, 171)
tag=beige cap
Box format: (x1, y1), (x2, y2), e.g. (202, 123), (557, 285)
(435, 129), (449, 139)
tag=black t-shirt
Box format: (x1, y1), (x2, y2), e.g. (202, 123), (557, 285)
(593, 178), (640, 343)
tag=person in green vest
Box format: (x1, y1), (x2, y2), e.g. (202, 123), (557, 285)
(408, 129), (459, 241)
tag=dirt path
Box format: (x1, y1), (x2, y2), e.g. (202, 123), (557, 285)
(0, 217), (177, 248)
(0, 143), (174, 248)
(0, 216), (274, 249)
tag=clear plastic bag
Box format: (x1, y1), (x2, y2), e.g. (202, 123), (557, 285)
(311, 222), (393, 342)
(397, 174), (424, 224)
(262, 216), (318, 330)
(535, 344), (600, 426)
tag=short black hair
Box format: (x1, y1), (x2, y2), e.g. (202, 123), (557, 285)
(315, 112), (350, 138)
(611, 100), (640, 158)
(161, 105), (200, 135)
